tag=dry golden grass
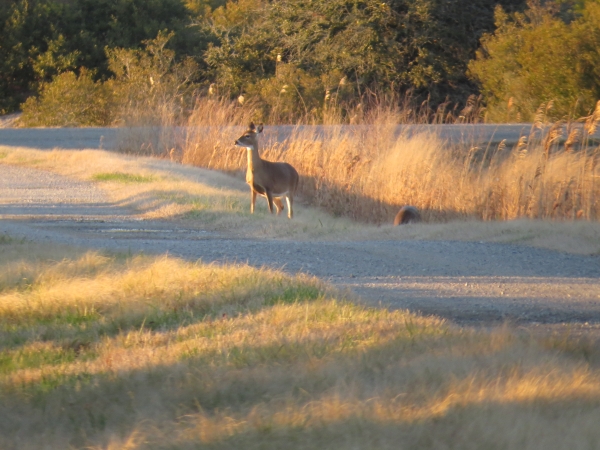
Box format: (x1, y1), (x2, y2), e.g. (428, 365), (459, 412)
(1, 238), (600, 449)
(199, 125), (600, 224)
(2, 145), (600, 254)
(176, 99), (600, 226)
(0, 145), (365, 239)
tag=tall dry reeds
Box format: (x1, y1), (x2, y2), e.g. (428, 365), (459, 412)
(180, 97), (256, 168)
(283, 124), (599, 222)
(121, 96), (599, 224)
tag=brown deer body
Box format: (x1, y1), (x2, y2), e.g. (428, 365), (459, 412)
(234, 123), (299, 219)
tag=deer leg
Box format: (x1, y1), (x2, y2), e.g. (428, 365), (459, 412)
(286, 195), (294, 219)
(273, 198), (284, 215)
(250, 189), (257, 214)
(265, 190), (275, 214)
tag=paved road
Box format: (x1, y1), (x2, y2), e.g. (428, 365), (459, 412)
(1, 164), (599, 331)
(0, 124), (550, 150)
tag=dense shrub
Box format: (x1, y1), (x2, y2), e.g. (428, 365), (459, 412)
(0, 0), (204, 115)
(204, 0), (525, 122)
(20, 70), (113, 127)
(0, 0), (69, 113)
(469, 1), (600, 122)
(19, 32), (199, 128)
(106, 31), (199, 125)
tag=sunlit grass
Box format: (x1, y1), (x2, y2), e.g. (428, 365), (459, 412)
(176, 100), (600, 226)
(3, 144), (600, 253)
(91, 172), (156, 183)
(0, 146), (366, 239)
(0, 238), (599, 449)
(165, 99), (600, 241)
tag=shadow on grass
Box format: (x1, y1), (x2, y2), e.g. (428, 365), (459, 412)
(2, 311), (599, 448)
(295, 174), (467, 225)
(188, 397), (600, 449)
(108, 187), (249, 219)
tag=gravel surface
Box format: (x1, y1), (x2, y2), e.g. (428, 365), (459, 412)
(1, 164), (599, 331)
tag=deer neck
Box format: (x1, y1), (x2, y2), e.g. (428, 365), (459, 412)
(246, 144), (263, 174)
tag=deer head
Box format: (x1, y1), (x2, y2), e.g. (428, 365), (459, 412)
(234, 122), (264, 148)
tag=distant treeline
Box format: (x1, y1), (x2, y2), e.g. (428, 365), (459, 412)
(4, 0), (600, 124)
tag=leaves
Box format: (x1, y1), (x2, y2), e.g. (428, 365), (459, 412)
(468, 1), (600, 122)
(0, 0), (204, 115)
(204, 0), (524, 122)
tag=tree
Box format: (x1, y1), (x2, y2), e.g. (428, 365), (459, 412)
(0, 0), (204, 114)
(204, 0), (525, 121)
(20, 69), (113, 126)
(0, 0), (68, 113)
(20, 31), (199, 127)
(468, 1), (600, 122)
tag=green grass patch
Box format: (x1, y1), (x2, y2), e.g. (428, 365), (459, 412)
(0, 234), (14, 244)
(91, 172), (156, 183)
(0, 346), (96, 374)
(156, 192), (217, 210)
(264, 284), (322, 306)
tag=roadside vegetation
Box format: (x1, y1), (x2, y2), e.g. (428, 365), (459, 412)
(118, 97), (600, 225)
(2, 145), (600, 254)
(469, 1), (600, 122)
(0, 236), (599, 449)
(6, 0), (600, 125)
(4, 1), (600, 226)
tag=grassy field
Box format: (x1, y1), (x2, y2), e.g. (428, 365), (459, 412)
(2, 143), (600, 448)
(175, 99), (600, 225)
(0, 237), (599, 449)
(1, 145), (600, 255)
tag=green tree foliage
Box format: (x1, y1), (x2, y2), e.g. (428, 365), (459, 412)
(184, 0), (227, 16)
(468, 1), (600, 122)
(20, 32), (198, 127)
(106, 31), (199, 124)
(62, 0), (202, 74)
(20, 70), (114, 126)
(204, 0), (524, 121)
(0, 0), (204, 114)
(0, 0), (69, 113)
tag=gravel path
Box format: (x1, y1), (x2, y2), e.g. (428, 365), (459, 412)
(0, 165), (128, 219)
(1, 164), (599, 330)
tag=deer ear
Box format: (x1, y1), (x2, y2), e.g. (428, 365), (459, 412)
(249, 122), (255, 131)
(257, 123), (264, 133)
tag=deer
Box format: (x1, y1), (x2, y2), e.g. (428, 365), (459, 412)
(234, 122), (299, 219)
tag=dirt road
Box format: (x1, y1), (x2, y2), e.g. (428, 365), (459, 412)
(1, 164), (599, 330)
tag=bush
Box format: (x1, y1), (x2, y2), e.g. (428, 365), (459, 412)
(468, 1), (600, 122)
(106, 31), (199, 126)
(205, 0), (525, 122)
(20, 70), (113, 127)
(1, 0), (204, 115)
(19, 32), (199, 130)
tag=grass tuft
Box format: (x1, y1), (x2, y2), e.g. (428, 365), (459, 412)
(91, 172), (156, 183)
